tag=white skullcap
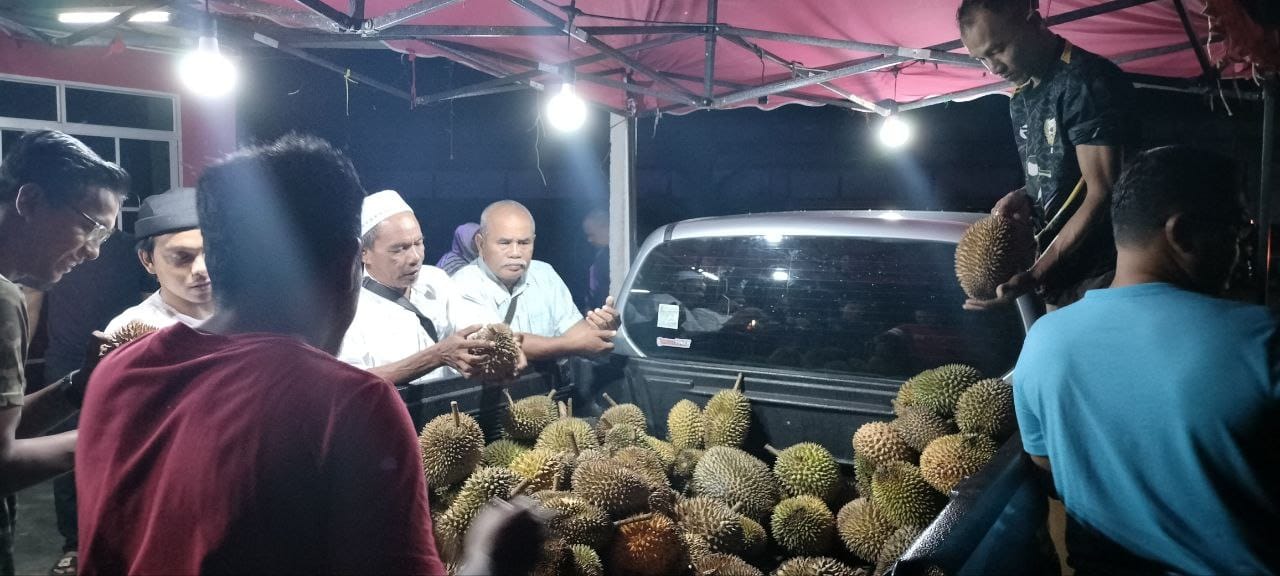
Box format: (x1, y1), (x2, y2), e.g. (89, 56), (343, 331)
(361, 190), (413, 236)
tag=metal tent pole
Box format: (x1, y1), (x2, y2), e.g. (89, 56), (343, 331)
(608, 113), (637, 298)
(1260, 76), (1275, 306)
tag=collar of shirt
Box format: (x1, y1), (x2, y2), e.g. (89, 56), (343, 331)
(147, 291), (204, 328)
(474, 257), (536, 299)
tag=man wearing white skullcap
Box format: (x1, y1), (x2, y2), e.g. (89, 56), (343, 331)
(338, 190), (511, 384)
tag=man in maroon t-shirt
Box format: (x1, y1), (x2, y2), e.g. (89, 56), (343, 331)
(75, 136), (535, 575)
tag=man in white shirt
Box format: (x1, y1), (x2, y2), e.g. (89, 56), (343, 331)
(104, 188), (212, 333)
(339, 190), (513, 385)
(453, 200), (618, 361)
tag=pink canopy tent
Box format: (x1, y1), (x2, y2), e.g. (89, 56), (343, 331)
(195, 0), (1253, 115)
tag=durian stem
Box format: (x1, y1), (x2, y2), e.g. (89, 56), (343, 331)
(546, 389), (556, 399)
(613, 512), (654, 527)
(451, 401), (460, 426)
(503, 389), (515, 406)
(764, 445), (780, 457)
(733, 373), (744, 392)
(508, 477), (533, 499)
(602, 393), (618, 407)
(569, 434), (580, 456)
(729, 502), (743, 514)
(558, 401), (568, 419)
(567, 398), (574, 418)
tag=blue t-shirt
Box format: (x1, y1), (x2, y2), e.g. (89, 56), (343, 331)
(1015, 283), (1280, 574)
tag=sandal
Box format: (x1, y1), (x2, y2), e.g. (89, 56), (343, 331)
(49, 551), (77, 576)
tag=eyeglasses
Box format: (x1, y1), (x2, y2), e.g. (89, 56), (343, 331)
(74, 208), (115, 246)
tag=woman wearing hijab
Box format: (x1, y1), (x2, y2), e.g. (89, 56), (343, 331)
(437, 222), (480, 275)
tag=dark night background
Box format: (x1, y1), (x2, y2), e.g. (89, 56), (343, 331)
(236, 50), (1272, 304)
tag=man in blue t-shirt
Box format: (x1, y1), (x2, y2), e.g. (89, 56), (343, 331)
(1014, 146), (1278, 574)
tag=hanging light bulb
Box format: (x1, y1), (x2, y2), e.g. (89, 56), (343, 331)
(179, 11), (237, 98)
(878, 114), (911, 149)
(546, 83), (587, 132)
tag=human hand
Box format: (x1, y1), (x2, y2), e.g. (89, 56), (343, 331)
(67, 331), (110, 408)
(963, 271), (1037, 311)
(992, 189), (1033, 224)
(441, 325), (493, 379)
(456, 496), (550, 576)
(585, 296), (620, 330)
(572, 326), (616, 356)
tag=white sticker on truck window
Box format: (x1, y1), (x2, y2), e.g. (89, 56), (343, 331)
(656, 337), (691, 349)
(656, 303), (680, 329)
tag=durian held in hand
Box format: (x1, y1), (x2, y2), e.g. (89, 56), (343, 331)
(954, 214), (1036, 301)
(98, 320), (160, 357)
(465, 323), (524, 380)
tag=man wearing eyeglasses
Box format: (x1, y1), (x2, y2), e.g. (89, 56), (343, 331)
(0, 130), (128, 576)
(957, 0), (1138, 311)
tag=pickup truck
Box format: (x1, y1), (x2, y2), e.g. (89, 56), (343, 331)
(398, 210), (1055, 574)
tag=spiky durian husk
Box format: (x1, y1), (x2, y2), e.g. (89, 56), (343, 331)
(466, 323), (521, 377)
(605, 423), (651, 453)
(672, 448), (705, 490)
(505, 392), (558, 441)
(771, 556), (863, 576)
(773, 442), (841, 503)
(954, 214), (1035, 300)
(509, 448), (572, 493)
(954, 378), (1016, 440)
(704, 388), (750, 448)
(537, 418), (602, 453)
(609, 513), (685, 576)
(771, 495), (837, 556)
(612, 446), (670, 490)
(667, 399), (705, 450)
(643, 436), (676, 472)
(683, 531), (715, 564)
(870, 462), (945, 528)
(739, 515), (768, 558)
(893, 372), (929, 416)
(911, 364), (983, 417)
(854, 453), (877, 501)
(852, 422), (917, 468)
(691, 446), (779, 521)
(891, 408), (959, 453)
(696, 553), (764, 576)
(675, 497), (746, 554)
(433, 466), (519, 563)
(568, 544), (605, 576)
(99, 320), (160, 357)
(837, 498), (896, 563)
(919, 433), (998, 494)
(874, 525), (924, 576)
(419, 410), (484, 489)
(571, 460), (651, 519)
(540, 493), (613, 549)
(482, 438), (531, 468)
(599, 402), (648, 440)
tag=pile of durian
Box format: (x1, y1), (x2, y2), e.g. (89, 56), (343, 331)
(418, 366), (1014, 576)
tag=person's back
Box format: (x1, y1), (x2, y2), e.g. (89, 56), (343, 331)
(76, 322), (443, 575)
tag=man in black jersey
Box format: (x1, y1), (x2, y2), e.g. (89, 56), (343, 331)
(958, 0), (1137, 310)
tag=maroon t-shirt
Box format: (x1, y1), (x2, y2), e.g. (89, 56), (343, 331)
(76, 324), (446, 575)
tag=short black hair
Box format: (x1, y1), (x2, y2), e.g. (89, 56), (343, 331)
(957, 0), (1035, 28)
(197, 134), (363, 308)
(0, 130), (129, 206)
(1111, 146), (1242, 245)
(135, 235), (156, 256)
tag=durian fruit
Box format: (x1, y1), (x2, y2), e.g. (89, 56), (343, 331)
(919, 433), (998, 494)
(647, 486), (677, 518)
(675, 497), (746, 554)
(612, 446), (669, 490)
(891, 408), (959, 453)
(537, 412), (603, 453)
(954, 378), (1016, 440)
(870, 462), (945, 528)
(540, 493), (612, 549)
(568, 543), (605, 576)
(599, 393), (648, 440)
(704, 374), (751, 448)
(954, 214), (1035, 301)
(768, 443), (841, 503)
(771, 495), (836, 555)
(893, 372), (928, 416)
(852, 422), (917, 467)
(531, 538), (572, 576)
(668, 399), (705, 450)
(605, 423), (650, 452)
(429, 485), (459, 524)
(912, 364), (983, 417)
(466, 323), (521, 378)
(853, 454), (876, 500)
(99, 320), (160, 357)
(739, 515), (768, 558)
(610, 513), (685, 576)
(509, 448), (572, 493)
(419, 402), (484, 489)
(672, 448), (705, 489)
(837, 498), (896, 563)
(682, 531), (714, 564)
(691, 446), (780, 521)
(482, 438), (530, 467)
(572, 460), (651, 519)
(504, 389), (558, 441)
(695, 553), (764, 576)
(433, 466), (520, 563)
(874, 525), (924, 576)
(771, 556), (863, 576)
(643, 436), (676, 472)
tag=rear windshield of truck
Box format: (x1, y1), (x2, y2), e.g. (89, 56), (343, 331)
(621, 235), (1026, 379)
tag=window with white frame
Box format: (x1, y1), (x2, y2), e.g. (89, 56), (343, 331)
(0, 74), (181, 235)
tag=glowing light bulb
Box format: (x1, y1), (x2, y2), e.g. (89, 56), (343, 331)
(546, 83), (587, 132)
(179, 35), (237, 98)
(878, 115), (911, 148)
